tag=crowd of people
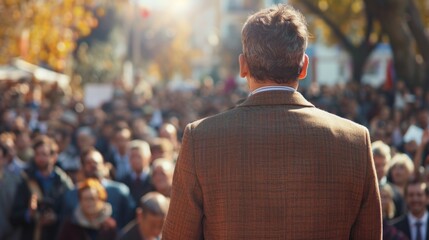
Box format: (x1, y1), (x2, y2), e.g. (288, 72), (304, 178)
(0, 74), (429, 239)
(0, 78), (203, 240)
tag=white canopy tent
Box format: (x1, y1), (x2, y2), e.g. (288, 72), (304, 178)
(0, 59), (70, 89)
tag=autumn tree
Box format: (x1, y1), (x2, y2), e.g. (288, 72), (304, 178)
(73, 2), (126, 83)
(292, 0), (383, 83)
(293, 0), (429, 88)
(0, 0), (99, 72)
(364, 0), (429, 89)
(131, 5), (198, 82)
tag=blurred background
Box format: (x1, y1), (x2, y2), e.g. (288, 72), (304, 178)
(1, 1), (429, 240)
(0, 0), (427, 93)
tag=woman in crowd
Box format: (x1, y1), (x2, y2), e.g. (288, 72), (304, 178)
(388, 153), (415, 197)
(380, 184), (408, 240)
(56, 179), (116, 240)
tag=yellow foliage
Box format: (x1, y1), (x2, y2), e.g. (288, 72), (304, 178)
(0, 0), (100, 72)
(295, 0), (428, 46)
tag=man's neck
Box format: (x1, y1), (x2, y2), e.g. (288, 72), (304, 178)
(411, 210), (427, 220)
(38, 166), (54, 177)
(248, 78), (298, 92)
(138, 223), (152, 240)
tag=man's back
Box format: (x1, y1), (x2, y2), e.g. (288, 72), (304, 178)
(162, 4), (381, 239)
(163, 91), (381, 239)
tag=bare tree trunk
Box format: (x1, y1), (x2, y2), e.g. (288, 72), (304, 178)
(364, 0), (418, 87)
(406, 0), (429, 90)
(299, 0), (379, 83)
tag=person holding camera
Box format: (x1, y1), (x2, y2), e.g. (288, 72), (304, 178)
(10, 135), (73, 240)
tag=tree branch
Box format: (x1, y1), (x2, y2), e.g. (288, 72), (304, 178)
(406, 0), (429, 63)
(299, 0), (355, 53)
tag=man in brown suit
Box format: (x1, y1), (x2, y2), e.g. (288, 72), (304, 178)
(162, 4), (382, 239)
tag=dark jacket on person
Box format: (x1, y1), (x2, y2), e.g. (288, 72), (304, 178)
(10, 164), (73, 240)
(391, 214), (429, 240)
(383, 219), (409, 240)
(119, 173), (155, 205)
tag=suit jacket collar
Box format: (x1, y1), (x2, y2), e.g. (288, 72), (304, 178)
(237, 90), (314, 108)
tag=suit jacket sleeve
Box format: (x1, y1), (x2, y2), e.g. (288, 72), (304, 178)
(162, 124), (204, 240)
(350, 129), (382, 239)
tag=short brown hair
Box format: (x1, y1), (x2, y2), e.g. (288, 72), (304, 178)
(242, 4), (308, 83)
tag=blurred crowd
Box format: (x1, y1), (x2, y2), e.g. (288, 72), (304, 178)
(1, 75), (429, 240)
(0, 76), (246, 240)
(307, 80), (429, 240)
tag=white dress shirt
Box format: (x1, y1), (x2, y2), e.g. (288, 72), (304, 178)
(131, 168), (150, 182)
(408, 211), (428, 240)
(249, 86), (296, 96)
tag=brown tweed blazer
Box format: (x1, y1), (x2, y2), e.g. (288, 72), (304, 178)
(162, 90), (382, 239)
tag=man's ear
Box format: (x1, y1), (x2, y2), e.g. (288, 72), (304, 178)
(298, 54), (309, 80)
(239, 54), (249, 78)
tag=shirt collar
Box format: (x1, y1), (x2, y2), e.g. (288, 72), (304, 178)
(131, 168), (150, 181)
(408, 210), (428, 225)
(249, 86), (296, 96)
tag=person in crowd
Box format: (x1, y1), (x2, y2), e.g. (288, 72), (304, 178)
(374, 140), (406, 218)
(0, 132), (27, 175)
(381, 184), (397, 221)
(59, 110), (79, 138)
(149, 138), (175, 164)
(10, 135), (74, 240)
(14, 129), (34, 163)
(76, 127), (97, 154)
(53, 128), (80, 183)
(380, 184), (409, 240)
(62, 148), (135, 229)
(158, 123), (180, 155)
(105, 126), (131, 180)
(119, 140), (155, 204)
(163, 4), (381, 239)
(151, 158), (174, 197)
(388, 153), (415, 196)
(56, 179), (117, 240)
(0, 143), (22, 240)
(118, 192), (169, 240)
(392, 180), (429, 240)
(413, 129), (429, 178)
(403, 139), (420, 161)
(130, 117), (157, 141)
(95, 119), (114, 158)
